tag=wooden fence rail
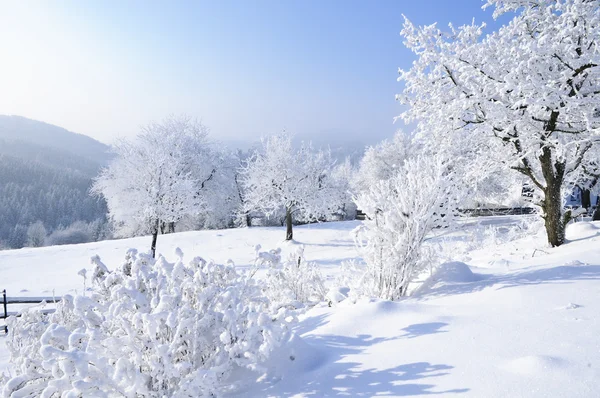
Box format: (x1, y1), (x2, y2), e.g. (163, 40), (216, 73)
(1, 289), (60, 334)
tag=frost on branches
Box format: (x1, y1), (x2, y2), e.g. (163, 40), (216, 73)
(353, 131), (414, 194)
(353, 156), (457, 300)
(2, 250), (294, 397)
(240, 133), (348, 240)
(91, 115), (220, 257)
(260, 245), (326, 309)
(398, 0), (600, 247)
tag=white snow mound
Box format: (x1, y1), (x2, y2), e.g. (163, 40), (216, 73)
(501, 355), (567, 377)
(414, 261), (479, 296)
(431, 261), (478, 283)
(565, 221), (600, 240)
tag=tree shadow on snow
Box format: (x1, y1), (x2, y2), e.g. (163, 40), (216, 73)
(296, 221), (362, 232)
(400, 322), (448, 339)
(293, 313), (332, 336)
(301, 241), (357, 248)
(255, 331), (469, 396)
(312, 257), (362, 266)
(416, 264), (600, 299)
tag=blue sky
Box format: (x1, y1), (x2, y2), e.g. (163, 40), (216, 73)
(0, 1), (506, 145)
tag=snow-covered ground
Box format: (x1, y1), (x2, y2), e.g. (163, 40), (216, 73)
(1, 216), (600, 397)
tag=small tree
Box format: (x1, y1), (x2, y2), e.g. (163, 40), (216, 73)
(26, 221), (46, 247)
(353, 155), (457, 300)
(91, 115), (216, 257)
(240, 133), (345, 240)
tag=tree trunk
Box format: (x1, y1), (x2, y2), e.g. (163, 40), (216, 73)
(150, 219), (160, 258)
(539, 147), (567, 247)
(581, 188), (591, 209)
(542, 186), (566, 247)
(593, 204), (600, 221)
(285, 206), (293, 241)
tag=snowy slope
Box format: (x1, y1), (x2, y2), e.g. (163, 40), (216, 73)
(238, 219), (600, 397)
(0, 221), (361, 299)
(1, 217), (600, 397)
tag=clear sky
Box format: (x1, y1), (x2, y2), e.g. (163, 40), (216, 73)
(0, 0), (505, 145)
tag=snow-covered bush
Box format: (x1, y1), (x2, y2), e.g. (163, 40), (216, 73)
(352, 155), (457, 300)
(26, 221), (47, 247)
(261, 245), (326, 309)
(43, 219), (112, 247)
(45, 221), (93, 246)
(2, 249), (293, 397)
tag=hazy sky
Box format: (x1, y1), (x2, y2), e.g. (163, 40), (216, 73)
(0, 1), (505, 145)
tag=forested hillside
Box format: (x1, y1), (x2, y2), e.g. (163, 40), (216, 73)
(0, 115), (110, 249)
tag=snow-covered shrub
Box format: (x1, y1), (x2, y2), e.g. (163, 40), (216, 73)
(334, 259), (369, 303)
(2, 249), (293, 397)
(352, 155), (457, 300)
(45, 220), (111, 246)
(26, 221), (47, 247)
(261, 246), (326, 309)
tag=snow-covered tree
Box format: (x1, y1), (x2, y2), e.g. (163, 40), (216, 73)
(26, 221), (46, 247)
(353, 131), (414, 193)
(91, 115), (217, 257)
(330, 157), (357, 220)
(240, 133), (346, 240)
(398, 0), (600, 246)
(191, 148), (242, 230)
(353, 155), (458, 300)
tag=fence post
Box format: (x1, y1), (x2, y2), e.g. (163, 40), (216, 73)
(2, 289), (7, 334)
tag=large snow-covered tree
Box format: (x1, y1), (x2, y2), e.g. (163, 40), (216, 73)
(240, 133), (346, 240)
(91, 115), (217, 257)
(399, 0), (600, 246)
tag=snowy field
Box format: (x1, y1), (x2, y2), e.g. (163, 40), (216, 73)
(1, 216), (600, 397)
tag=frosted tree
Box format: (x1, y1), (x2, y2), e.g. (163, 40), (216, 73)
(240, 133), (345, 240)
(399, 0), (600, 246)
(26, 221), (46, 247)
(330, 157), (357, 220)
(353, 154), (457, 300)
(353, 131), (414, 194)
(91, 115), (217, 257)
(190, 148), (242, 229)
(232, 149), (256, 227)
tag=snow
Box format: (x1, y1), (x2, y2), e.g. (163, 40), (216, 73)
(414, 261), (479, 296)
(0, 221), (362, 300)
(2, 216), (600, 396)
(566, 221), (600, 241)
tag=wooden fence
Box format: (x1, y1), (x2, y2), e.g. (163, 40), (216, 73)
(355, 207), (536, 221)
(1, 289), (59, 333)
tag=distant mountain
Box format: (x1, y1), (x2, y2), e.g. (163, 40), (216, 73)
(0, 115), (110, 249)
(0, 115), (111, 165)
